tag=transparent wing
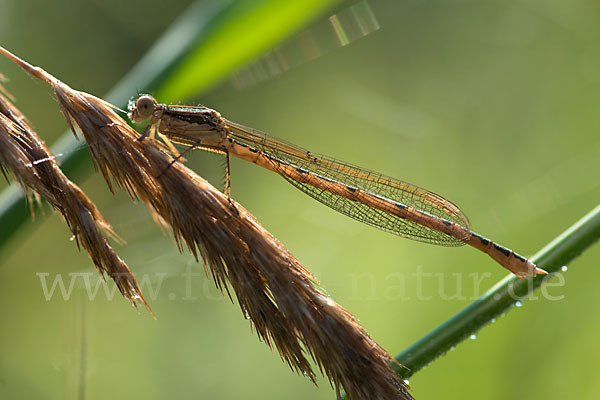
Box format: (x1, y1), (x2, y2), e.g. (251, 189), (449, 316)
(226, 120), (470, 247)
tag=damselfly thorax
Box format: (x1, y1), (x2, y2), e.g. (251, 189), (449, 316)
(128, 94), (546, 278)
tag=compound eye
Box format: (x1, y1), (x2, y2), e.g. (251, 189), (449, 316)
(133, 95), (157, 121)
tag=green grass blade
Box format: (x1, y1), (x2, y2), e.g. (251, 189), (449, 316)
(394, 204), (600, 378)
(156, 0), (340, 101)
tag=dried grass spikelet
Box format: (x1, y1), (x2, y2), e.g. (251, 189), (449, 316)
(0, 46), (413, 399)
(0, 75), (150, 313)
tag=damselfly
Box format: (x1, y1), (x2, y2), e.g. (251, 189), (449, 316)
(129, 95), (546, 277)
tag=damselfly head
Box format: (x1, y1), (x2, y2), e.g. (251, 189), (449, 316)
(128, 94), (157, 122)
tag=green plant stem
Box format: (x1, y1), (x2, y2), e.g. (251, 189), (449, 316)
(337, 204), (600, 399)
(396, 204), (600, 377)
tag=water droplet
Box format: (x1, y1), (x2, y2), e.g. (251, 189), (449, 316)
(515, 301), (523, 307)
(491, 318), (496, 323)
(450, 346), (455, 351)
(469, 334), (477, 340)
(561, 266), (568, 272)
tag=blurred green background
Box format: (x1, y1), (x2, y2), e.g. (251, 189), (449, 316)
(1, 0), (599, 399)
